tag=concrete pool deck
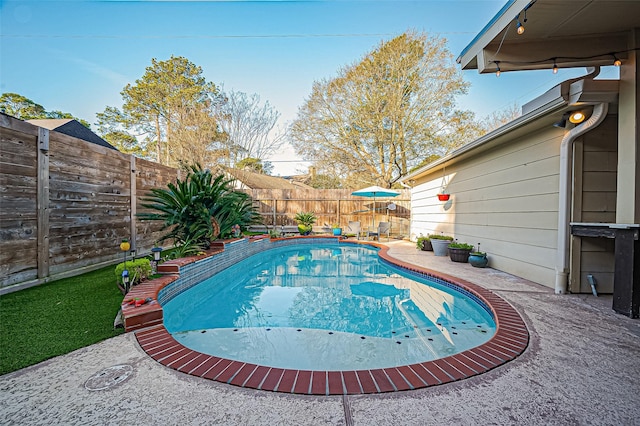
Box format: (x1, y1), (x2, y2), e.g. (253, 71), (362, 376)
(1, 240), (639, 425)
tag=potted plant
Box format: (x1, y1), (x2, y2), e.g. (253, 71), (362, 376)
(332, 223), (342, 236)
(448, 242), (474, 263)
(294, 212), (317, 235)
(416, 236), (432, 251)
(430, 234), (454, 256)
(468, 243), (488, 267)
(469, 251), (488, 267)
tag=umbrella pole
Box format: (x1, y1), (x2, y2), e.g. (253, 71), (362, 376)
(372, 196), (376, 227)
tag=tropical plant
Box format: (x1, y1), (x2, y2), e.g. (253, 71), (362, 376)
(138, 164), (261, 249)
(294, 211), (317, 235)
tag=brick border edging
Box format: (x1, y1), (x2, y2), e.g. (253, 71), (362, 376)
(129, 237), (529, 395)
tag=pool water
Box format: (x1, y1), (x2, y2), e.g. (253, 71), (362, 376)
(163, 243), (496, 371)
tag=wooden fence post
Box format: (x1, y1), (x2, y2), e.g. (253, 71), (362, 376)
(37, 128), (50, 279)
(273, 199), (277, 227)
(130, 155), (137, 251)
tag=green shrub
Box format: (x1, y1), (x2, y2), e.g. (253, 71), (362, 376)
(416, 236), (430, 249)
(115, 258), (152, 286)
(429, 234), (453, 240)
(448, 242), (474, 250)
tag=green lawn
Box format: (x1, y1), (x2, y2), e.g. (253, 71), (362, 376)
(0, 265), (125, 375)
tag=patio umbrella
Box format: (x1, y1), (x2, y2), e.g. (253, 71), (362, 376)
(351, 185), (400, 227)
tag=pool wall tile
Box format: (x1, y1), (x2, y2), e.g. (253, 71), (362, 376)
(131, 238), (530, 395)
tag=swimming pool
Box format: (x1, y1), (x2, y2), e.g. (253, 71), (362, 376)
(135, 237), (529, 395)
(163, 243), (495, 371)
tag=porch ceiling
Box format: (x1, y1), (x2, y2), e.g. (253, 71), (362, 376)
(458, 0), (640, 74)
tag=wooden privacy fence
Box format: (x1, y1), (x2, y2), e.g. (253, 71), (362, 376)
(0, 114), (178, 290)
(0, 114), (411, 291)
(248, 188), (411, 236)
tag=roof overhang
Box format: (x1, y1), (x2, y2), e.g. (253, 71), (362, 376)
(457, 0), (640, 74)
(401, 76), (618, 183)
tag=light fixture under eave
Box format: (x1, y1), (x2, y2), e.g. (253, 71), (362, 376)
(495, 61), (501, 77)
(552, 59), (558, 74)
(569, 111), (586, 124)
(516, 20), (525, 35)
(613, 54), (622, 67)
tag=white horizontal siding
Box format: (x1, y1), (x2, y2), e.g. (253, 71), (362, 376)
(410, 127), (564, 288)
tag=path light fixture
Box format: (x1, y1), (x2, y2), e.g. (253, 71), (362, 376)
(151, 247), (163, 274)
(121, 269), (130, 294)
(120, 239), (130, 292)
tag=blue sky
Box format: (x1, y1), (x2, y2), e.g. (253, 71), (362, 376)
(1, 0), (618, 175)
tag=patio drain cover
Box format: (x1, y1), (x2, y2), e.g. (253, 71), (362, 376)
(84, 364), (134, 391)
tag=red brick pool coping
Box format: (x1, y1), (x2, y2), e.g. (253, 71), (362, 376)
(126, 237), (529, 395)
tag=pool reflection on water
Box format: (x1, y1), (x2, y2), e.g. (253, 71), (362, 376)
(163, 244), (496, 371)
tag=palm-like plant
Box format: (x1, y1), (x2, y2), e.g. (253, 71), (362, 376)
(138, 165), (261, 249)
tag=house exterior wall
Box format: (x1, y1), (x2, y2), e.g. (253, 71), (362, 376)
(410, 125), (565, 289)
(570, 115), (618, 293)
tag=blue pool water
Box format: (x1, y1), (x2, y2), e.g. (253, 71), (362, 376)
(163, 243), (496, 371)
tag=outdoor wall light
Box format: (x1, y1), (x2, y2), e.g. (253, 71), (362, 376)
(569, 111), (586, 124)
(553, 111), (587, 128)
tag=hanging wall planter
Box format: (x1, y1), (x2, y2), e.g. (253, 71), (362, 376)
(437, 166), (451, 202)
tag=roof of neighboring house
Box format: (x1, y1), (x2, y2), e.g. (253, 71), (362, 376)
(222, 167), (314, 190)
(26, 119), (118, 151)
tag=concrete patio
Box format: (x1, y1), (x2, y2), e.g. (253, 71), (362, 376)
(1, 240), (638, 425)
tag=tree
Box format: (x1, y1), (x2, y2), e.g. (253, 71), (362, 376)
(0, 93), (46, 119)
(288, 32), (476, 188)
(480, 102), (521, 133)
(216, 90), (285, 168)
(0, 92), (90, 127)
(99, 56), (224, 166)
(235, 157), (274, 175)
(95, 106), (150, 156)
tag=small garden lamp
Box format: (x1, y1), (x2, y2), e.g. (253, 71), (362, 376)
(121, 269), (130, 294)
(151, 247), (163, 274)
(120, 239), (130, 292)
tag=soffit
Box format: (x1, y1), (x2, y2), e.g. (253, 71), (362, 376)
(458, 0), (640, 73)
